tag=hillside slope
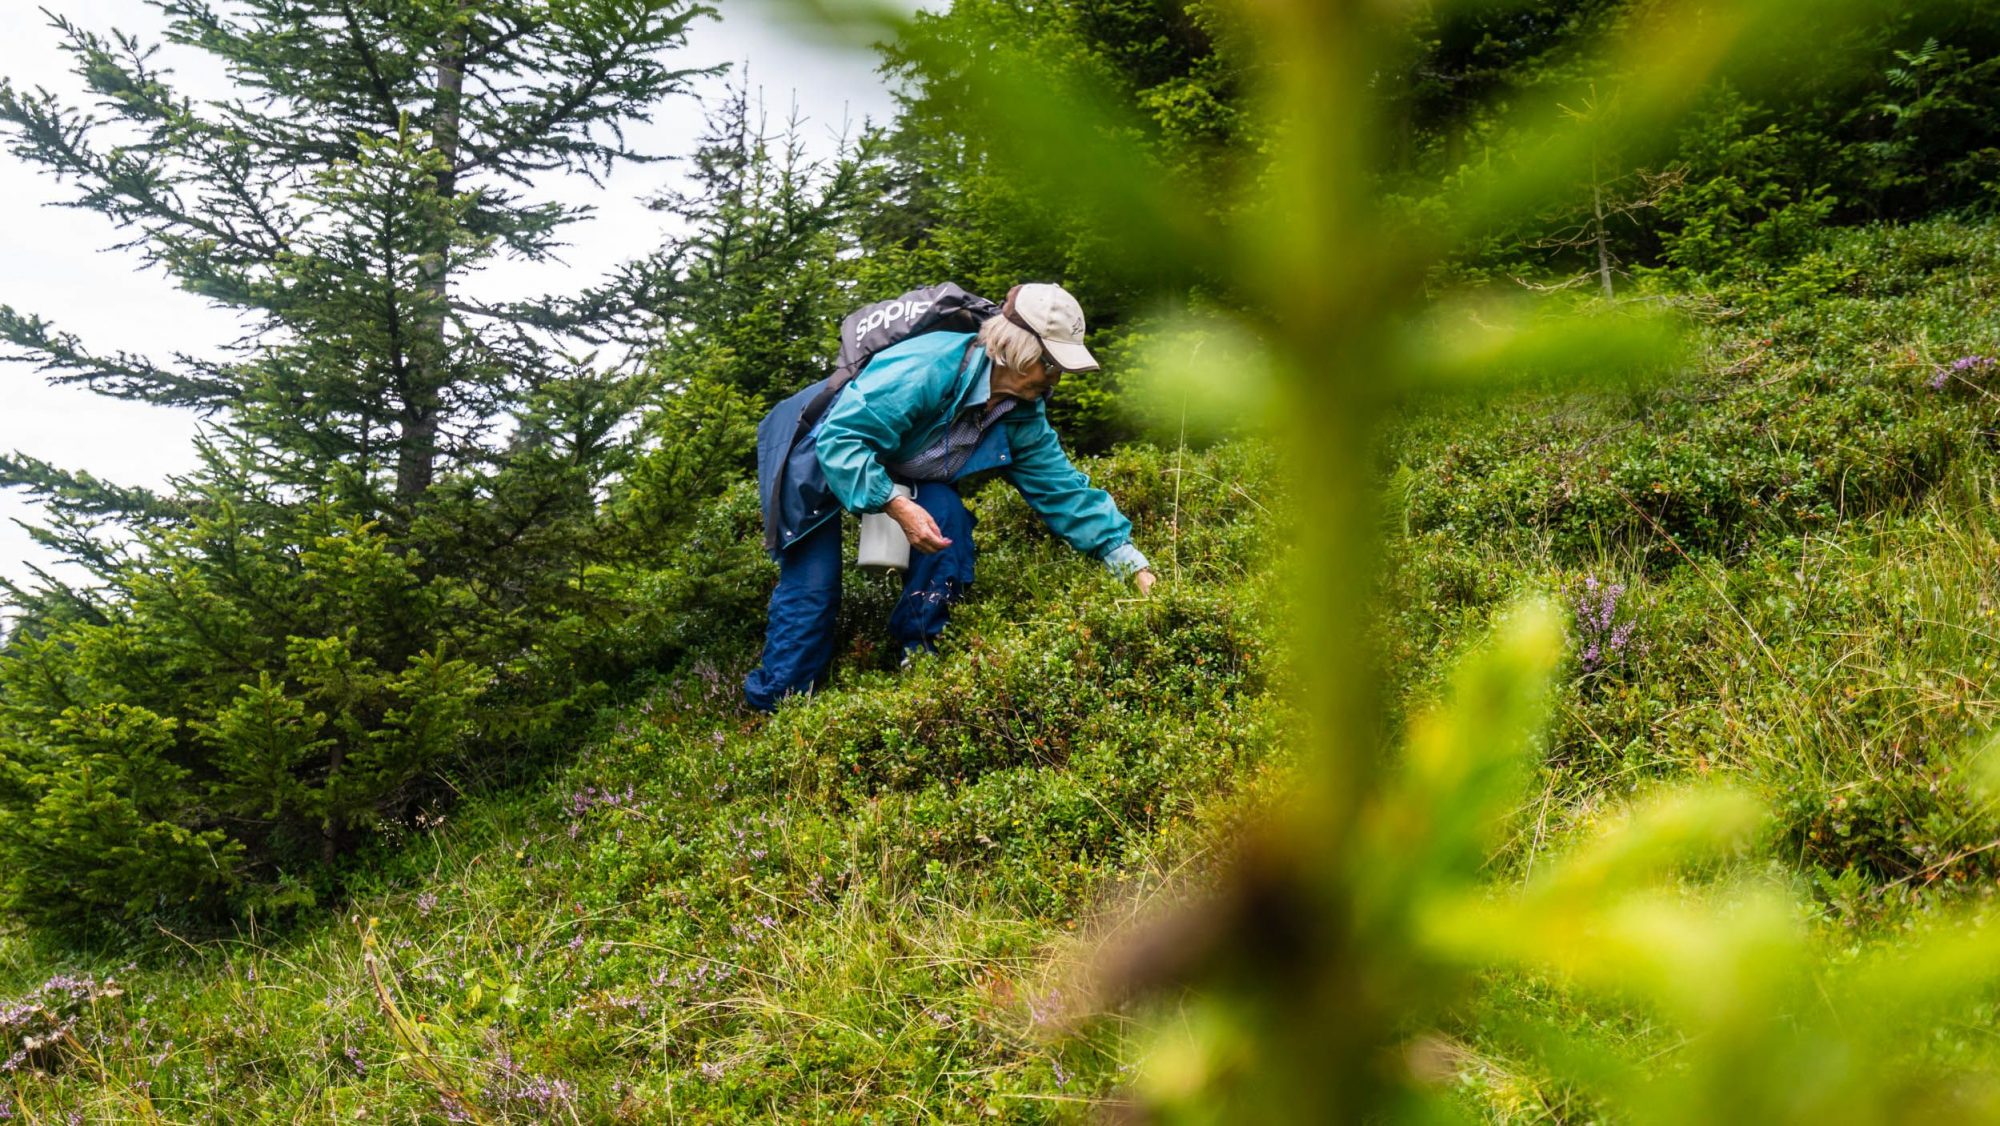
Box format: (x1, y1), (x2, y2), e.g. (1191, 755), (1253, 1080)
(10, 219), (2000, 1120)
(0, 443), (1285, 1122)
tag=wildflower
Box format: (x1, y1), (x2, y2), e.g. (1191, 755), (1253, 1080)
(1932, 354), (1998, 391)
(1027, 988), (1065, 1029)
(1573, 575), (1637, 674)
(416, 892), (438, 917)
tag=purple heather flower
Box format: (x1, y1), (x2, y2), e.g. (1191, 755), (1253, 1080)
(1574, 575), (1638, 675)
(1933, 355), (1997, 391)
(417, 892), (438, 917)
(1027, 988), (1065, 1028)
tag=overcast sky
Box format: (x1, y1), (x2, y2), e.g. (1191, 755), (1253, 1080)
(0, 0), (904, 599)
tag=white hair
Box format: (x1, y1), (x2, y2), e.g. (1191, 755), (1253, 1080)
(978, 315), (1044, 374)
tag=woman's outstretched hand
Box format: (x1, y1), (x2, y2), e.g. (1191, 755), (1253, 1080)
(887, 495), (952, 554)
(1134, 568), (1158, 597)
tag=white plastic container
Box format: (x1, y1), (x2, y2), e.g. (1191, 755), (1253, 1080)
(857, 484), (916, 571)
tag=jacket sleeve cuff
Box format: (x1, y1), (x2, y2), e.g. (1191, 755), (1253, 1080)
(1102, 542), (1150, 578)
(856, 475), (897, 514)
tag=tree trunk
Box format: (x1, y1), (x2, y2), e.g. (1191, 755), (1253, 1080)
(1592, 160), (1615, 300)
(398, 11), (467, 508)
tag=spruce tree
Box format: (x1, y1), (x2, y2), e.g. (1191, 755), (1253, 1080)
(0, 0), (713, 927)
(657, 84), (865, 402)
(0, 0), (712, 534)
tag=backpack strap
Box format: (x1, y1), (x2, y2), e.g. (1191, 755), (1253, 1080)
(791, 370), (854, 448)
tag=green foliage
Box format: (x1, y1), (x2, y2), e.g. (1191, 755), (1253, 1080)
(0, 499), (494, 927)
(602, 375), (761, 557)
(580, 477), (774, 683)
(1844, 17), (2000, 217)
(14, 226), (2000, 1114)
(641, 83), (869, 408)
(0, 1), (737, 922)
(0, 703), (240, 924)
(850, 0), (2000, 1118)
(17, 0), (2000, 1119)
(1386, 220), (2000, 568)
(0, 441), (1284, 1120)
(1657, 86), (1838, 281)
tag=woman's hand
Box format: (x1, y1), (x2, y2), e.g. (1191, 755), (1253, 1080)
(887, 495), (953, 554)
(1134, 568), (1158, 597)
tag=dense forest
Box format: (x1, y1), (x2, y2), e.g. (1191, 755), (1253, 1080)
(5, 0), (2000, 1119)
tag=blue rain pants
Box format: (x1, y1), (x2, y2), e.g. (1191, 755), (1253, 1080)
(742, 480), (977, 712)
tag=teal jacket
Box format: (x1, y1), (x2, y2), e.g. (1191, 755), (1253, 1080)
(813, 331), (1147, 574)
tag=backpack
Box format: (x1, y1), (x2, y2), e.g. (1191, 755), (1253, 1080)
(789, 282), (999, 448)
(759, 283), (999, 552)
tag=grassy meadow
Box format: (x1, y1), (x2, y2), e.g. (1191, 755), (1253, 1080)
(9, 218), (2000, 1119)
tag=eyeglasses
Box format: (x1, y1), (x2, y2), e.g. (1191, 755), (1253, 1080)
(1039, 354), (1062, 379)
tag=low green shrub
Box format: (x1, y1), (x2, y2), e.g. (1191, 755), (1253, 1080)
(0, 508), (495, 928)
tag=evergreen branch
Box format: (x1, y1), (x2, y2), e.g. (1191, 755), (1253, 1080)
(0, 306), (237, 408)
(450, 10), (722, 183)
(444, 246), (696, 346)
(455, 70), (614, 181)
(18, 520), (134, 590)
(460, 10), (538, 73)
(0, 553), (115, 630)
(0, 77), (289, 265)
(0, 451), (187, 525)
(336, 0), (408, 134)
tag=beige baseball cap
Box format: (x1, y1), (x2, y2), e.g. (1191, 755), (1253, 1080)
(1003, 283), (1100, 372)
